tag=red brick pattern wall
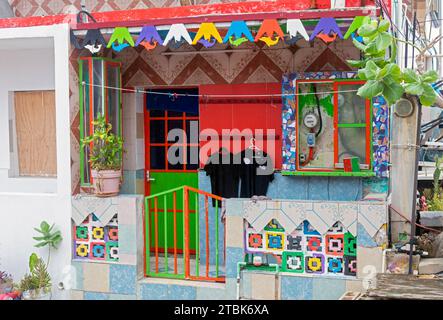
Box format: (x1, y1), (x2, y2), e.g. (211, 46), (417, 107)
(9, 0), (261, 17)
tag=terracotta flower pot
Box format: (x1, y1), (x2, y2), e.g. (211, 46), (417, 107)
(91, 170), (122, 197)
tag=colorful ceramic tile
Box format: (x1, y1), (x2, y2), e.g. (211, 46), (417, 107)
(306, 236), (322, 252)
(328, 222), (344, 233)
(248, 232), (263, 249)
(305, 253), (325, 274)
(327, 256), (344, 274)
(372, 96), (389, 178)
(74, 242), (89, 259)
(106, 242), (119, 262)
(265, 232), (284, 251)
(325, 234), (344, 256)
(90, 242), (106, 260)
(344, 255), (357, 276)
(303, 221), (320, 235)
(282, 251), (304, 273)
(106, 226), (119, 242)
(92, 226), (105, 241)
(287, 235), (302, 251)
(344, 232), (357, 256)
(74, 225), (89, 241)
(72, 213), (119, 262)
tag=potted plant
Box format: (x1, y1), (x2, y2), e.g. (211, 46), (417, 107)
(19, 253), (51, 300)
(82, 115), (124, 197)
(422, 157), (443, 212)
(18, 221), (63, 300)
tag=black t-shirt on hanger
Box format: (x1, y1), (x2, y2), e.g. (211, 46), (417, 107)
(238, 148), (274, 198)
(203, 150), (240, 206)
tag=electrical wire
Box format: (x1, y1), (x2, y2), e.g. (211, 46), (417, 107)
(390, 205), (442, 234)
(81, 81), (361, 98)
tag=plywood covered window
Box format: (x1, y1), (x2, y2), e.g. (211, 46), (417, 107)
(14, 91), (57, 177)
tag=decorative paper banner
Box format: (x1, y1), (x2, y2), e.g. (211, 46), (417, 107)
(286, 19), (309, 41)
(254, 19), (284, 46)
(192, 22), (223, 47)
(74, 16), (363, 54)
(136, 25), (163, 50)
(310, 17), (343, 43)
(162, 23), (193, 46)
(107, 27), (135, 52)
(70, 11), (106, 54)
(223, 20), (254, 47)
(83, 29), (107, 54)
(344, 16), (370, 39)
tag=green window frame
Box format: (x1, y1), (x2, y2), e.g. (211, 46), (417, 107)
(79, 57), (122, 187)
(284, 78), (374, 177)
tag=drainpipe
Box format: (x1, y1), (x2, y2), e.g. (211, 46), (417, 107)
(0, 0), (14, 18)
(236, 262), (247, 300)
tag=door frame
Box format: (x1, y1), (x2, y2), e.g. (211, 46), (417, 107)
(143, 86), (200, 196)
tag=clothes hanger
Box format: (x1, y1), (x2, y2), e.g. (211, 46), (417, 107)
(247, 138), (264, 159)
(248, 138), (261, 151)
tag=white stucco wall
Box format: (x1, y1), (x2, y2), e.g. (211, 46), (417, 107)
(0, 24), (71, 299)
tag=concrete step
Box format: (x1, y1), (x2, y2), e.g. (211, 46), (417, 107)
(419, 258), (443, 274)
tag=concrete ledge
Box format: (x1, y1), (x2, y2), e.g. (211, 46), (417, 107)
(419, 258), (443, 274)
(138, 277), (226, 289)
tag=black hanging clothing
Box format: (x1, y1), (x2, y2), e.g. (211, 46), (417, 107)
(238, 149), (274, 198)
(203, 150), (240, 206)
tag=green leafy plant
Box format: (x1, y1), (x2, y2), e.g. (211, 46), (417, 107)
(424, 157), (443, 211)
(33, 221), (62, 267)
(81, 115), (124, 171)
(19, 253), (51, 294)
(347, 17), (439, 106)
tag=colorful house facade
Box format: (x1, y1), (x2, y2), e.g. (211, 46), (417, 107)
(0, 0), (391, 300)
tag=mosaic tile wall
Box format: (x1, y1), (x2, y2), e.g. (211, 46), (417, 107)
(73, 213), (119, 262)
(245, 219), (357, 277)
(70, 197), (385, 300)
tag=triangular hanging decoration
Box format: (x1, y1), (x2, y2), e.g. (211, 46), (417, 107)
(107, 27), (135, 52)
(351, 32), (363, 43)
(83, 29), (107, 54)
(70, 10), (106, 54)
(192, 23), (223, 48)
(286, 19), (309, 42)
(309, 17), (343, 44)
(70, 30), (83, 49)
(223, 20), (254, 47)
(136, 25), (163, 51)
(254, 19), (284, 47)
(344, 16), (370, 39)
(162, 24), (193, 47)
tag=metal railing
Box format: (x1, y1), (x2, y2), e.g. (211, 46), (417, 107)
(145, 186), (225, 282)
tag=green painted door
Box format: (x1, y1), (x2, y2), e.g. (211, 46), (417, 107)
(145, 89), (199, 253)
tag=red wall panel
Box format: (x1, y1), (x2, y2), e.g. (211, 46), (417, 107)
(199, 83), (282, 168)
